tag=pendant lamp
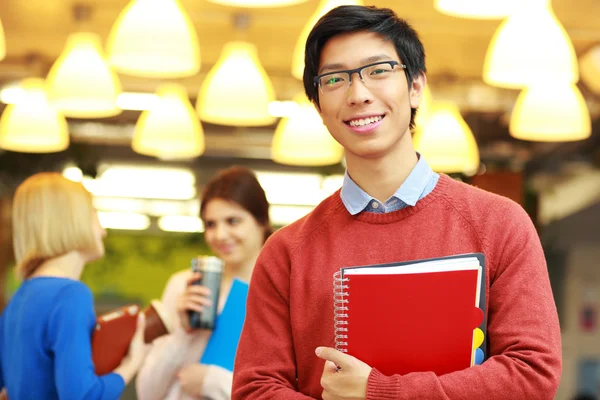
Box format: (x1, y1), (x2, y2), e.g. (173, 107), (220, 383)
(46, 33), (121, 118)
(413, 102), (479, 174)
(0, 79), (69, 153)
(107, 0), (201, 78)
(133, 84), (205, 159)
(272, 94), (343, 166)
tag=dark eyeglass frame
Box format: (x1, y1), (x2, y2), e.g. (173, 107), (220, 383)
(313, 60), (407, 90)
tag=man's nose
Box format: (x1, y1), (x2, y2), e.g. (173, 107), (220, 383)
(346, 72), (373, 105)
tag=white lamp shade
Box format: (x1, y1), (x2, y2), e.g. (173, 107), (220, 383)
(0, 18), (6, 61)
(413, 102), (479, 174)
(580, 45), (600, 95)
(208, 0), (308, 7)
(107, 0), (201, 78)
(272, 94), (343, 166)
(434, 0), (520, 19)
(197, 42), (276, 127)
(46, 33), (122, 118)
(509, 83), (591, 142)
(291, 0), (363, 80)
(0, 79), (69, 153)
(483, 1), (578, 88)
(133, 84), (205, 159)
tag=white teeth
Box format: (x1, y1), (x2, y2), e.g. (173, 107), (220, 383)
(348, 116), (383, 127)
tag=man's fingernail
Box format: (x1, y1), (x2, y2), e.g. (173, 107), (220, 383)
(315, 347), (322, 356)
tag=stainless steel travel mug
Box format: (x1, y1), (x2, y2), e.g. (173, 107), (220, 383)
(188, 256), (223, 330)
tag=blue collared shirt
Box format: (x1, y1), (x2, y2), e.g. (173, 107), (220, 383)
(340, 154), (440, 215)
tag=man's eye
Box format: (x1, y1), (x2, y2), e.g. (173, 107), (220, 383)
(325, 77), (344, 85)
(371, 68), (390, 75)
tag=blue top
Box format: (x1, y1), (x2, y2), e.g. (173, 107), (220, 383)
(0, 277), (125, 400)
(340, 153), (439, 215)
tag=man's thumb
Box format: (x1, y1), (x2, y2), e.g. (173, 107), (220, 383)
(315, 346), (349, 368)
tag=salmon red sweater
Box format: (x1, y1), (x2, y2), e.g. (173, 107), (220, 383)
(232, 174), (561, 400)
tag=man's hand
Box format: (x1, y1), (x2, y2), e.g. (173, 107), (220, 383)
(178, 364), (209, 397)
(316, 346), (372, 400)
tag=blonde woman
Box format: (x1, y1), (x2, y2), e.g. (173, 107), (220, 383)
(0, 173), (149, 399)
(136, 166), (272, 400)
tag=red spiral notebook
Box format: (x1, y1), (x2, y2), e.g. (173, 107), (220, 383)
(333, 253), (487, 376)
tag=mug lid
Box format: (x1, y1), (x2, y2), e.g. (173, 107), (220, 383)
(191, 256), (223, 273)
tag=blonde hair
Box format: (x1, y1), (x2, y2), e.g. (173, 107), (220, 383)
(12, 172), (101, 279)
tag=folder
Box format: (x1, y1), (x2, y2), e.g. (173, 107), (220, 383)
(200, 278), (249, 372)
(91, 300), (172, 375)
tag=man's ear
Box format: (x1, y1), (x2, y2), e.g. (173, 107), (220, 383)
(409, 72), (427, 109)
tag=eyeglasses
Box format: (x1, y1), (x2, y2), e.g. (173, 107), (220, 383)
(314, 61), (407, 94)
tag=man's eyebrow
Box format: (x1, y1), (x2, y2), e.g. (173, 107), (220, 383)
(318, 63), (346, 74)
(318, 54), (395, 74)
(360, 54), (393, 65)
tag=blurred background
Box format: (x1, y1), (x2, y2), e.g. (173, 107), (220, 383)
(0, 0), (599, 398)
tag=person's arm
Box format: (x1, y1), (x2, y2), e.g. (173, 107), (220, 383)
(361, 204), (562, 400)
(0, 315), (4, 392)
(201, 365), (233, 400)
(136, 271), (195, 400)
(50, 283), (125, 400)
(176, 363), (232, 399)
(232, 237), (313, 400)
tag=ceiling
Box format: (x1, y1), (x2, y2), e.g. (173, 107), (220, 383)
(0, 0), (599, 181)
(2, 0), (600, 86)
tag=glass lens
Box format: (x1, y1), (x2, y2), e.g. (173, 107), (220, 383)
(363, 62), (395, 83)
(319, 72), (349, 92)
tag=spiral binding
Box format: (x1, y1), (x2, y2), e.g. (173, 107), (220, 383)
(333, 271), (350, 353)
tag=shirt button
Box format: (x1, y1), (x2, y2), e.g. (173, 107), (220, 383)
(371, 201), (379, 209)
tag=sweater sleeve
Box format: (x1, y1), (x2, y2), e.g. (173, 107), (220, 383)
(364, 202), (562, 400)
(49, 283), (125, 400)
(232, 236), (314, 400)
(136, 270), (196, 400)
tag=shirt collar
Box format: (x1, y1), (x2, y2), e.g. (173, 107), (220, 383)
(339, 153), (435, 215)
(393, 154), (434, 207)
(340, 172), (372, 215)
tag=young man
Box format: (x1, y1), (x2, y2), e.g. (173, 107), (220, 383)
(232, 5), (561, 400)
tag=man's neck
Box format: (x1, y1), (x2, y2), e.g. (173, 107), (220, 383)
(346, 146), (418, 204)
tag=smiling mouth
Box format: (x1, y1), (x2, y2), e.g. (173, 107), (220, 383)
(344, 115), (385, 127)
(217, 244), (235, 254)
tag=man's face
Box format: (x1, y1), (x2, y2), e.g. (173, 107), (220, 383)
(315, 31), (425, 163)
